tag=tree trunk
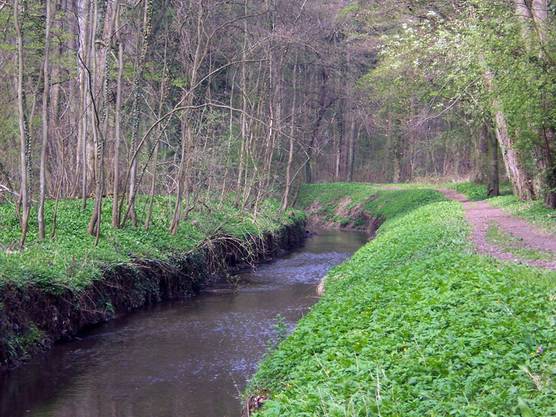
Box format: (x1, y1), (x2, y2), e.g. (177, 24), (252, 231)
(481, 121), (500, 197)
(38, 0), (53, 241)
(304, 67), (329, 184)
(127, 0), (153, 227)
(77, 0), (92, 207)
(346, 114), (356, 182)
(531, 0), (556, 207)
(14, 0), (32, 249)
(112, 30), (123, 228)
(282, 56), (297, 211)
(145, 36), (168, 230)
(484, 70), (535, 200)
(88, 0), (118, 239)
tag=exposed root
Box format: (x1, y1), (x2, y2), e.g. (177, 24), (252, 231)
(242, 393), (269, 417)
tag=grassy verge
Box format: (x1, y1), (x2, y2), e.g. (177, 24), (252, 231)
(447, 182), (513, 201)
(248, 184), (556, 416)
(447, 182), (556, 234)
(298, 183), (446, 227)
(0, 197), (305, 291)
(486, 223), (556, 261)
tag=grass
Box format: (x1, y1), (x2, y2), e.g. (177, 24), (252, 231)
(447, 182), (556, 234)
(486, 223), (556, 261)
(448, 182), (513, 201)
(297, 183), (379, 225)
(489, 197), (556, 235)
(297, 183), (446, 226)
(0, 196), (305, 291)
(297, 183), (380, 211)
(248, 184), (556, 417)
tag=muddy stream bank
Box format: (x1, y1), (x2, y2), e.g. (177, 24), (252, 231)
(0, 230), (368, 417)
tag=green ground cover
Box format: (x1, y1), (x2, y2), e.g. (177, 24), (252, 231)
(448, 182), (513, 201)
(249, 184), (556, 417)
(0, 197), (304, 291)
(297, 183), (445, 226)
(448, 182), (556, 234)
(486, 223), (556, 262)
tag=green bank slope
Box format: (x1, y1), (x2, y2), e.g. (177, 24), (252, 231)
(0, 197), (304, 291)
(249, 184), (556, 417)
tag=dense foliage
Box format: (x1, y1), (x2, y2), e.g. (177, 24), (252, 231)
(350, 0), (556, 203)
(248, 184), (556, 416)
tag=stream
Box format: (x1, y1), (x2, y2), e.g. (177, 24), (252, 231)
(0, 230), (368, 417)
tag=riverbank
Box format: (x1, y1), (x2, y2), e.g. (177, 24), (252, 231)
(247, 184), (556, 416)
(0, 197), (306, 371)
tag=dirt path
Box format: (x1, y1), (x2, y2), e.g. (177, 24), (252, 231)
(440, 189), (556, 269)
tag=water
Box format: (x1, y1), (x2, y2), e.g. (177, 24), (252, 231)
(0, 231), (368, 417)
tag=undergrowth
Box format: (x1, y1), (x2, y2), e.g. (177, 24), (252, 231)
(0, 196), (304, 291)
(248, 184), (556, 417)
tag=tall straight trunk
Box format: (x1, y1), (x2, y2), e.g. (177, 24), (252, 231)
(112, 31), (123, 227)
(235, 0), (249, 205)
(531, 0), (556, 207)
(14, 0), (32, 249)
(170, 2), (203, 234)
(346, 114), (356, 182)
(305, 68), (329, 184)
(282, 56), (297, 211)
(88, 0), (118, 239)
(38, 0), (53, 241)
(127, 0), (153, 227)
(170, 116), (188, 235)
(487, 122), (500, 197)
(220, 70), (236, 203)
(77, 0), (92, 206)
(144, 37), (168, 230)
(345, 50), (355, 183)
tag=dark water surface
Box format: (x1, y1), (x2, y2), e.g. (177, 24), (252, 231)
(1, 231), (368, 417)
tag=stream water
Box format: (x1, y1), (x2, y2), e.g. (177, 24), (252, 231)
(0, 230), (368, 417)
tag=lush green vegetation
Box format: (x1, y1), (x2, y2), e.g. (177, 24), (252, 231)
(0, 198), (304, 291)
(248, 184), (556, 416)
(298, 183), (445, 226)
(297, 183), (379, 210)
(449, 182), (556, 234)
(448, 182), (513, 201)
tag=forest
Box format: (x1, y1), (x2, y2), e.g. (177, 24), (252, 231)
(0, 0), (554, 243)
(0, 1), (555, 416)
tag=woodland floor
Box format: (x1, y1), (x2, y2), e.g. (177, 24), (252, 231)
(440, 188), (556, 269)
